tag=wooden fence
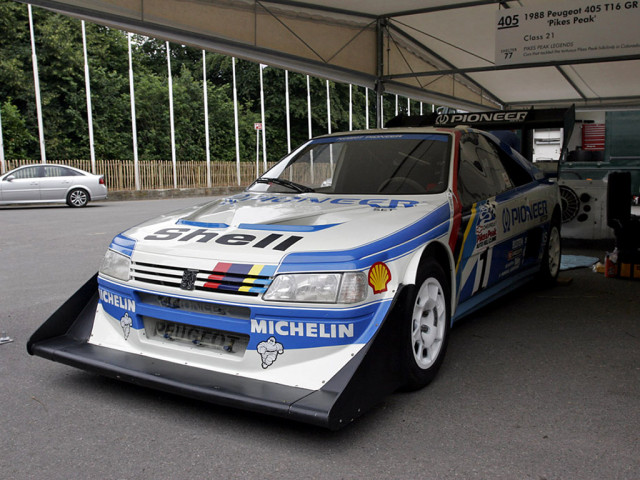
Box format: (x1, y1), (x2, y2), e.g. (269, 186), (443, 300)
(5, 159), (276, 190)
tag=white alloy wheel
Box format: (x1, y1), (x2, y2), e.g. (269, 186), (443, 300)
(411, 276), (447, 370)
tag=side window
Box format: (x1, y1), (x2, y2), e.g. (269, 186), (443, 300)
(44, 166), (62, 177)
(457, 132), (501, 208)
(476, 134), (513, 193)
(44, 166), (80, 177)
(485, 137), (534, 188)
(11, 166), (42, 179)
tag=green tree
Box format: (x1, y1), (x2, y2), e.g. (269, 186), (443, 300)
(1, 99), (37, 158)
(0, 1), (405, 166)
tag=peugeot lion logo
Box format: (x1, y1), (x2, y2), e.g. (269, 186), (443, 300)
(180, 269), (199, 290)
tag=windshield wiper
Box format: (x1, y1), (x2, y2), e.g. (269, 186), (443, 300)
(254, 177), (315, 193)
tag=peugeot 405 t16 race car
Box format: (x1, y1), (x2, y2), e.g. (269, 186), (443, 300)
(28, 109), (570, 429)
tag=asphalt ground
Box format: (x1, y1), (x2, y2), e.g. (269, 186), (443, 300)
(1, 197), (639, 480)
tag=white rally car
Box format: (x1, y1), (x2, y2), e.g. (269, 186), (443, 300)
(29, 113), (563, 429)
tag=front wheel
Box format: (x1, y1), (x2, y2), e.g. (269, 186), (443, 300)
(401, 258), (451, 391)
(67, 188), (89, 208)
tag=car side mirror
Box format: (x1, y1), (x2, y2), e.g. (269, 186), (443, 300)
(4, 175), (15, 182)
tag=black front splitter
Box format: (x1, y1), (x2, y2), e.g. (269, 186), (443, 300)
(28, 275), (409, 430)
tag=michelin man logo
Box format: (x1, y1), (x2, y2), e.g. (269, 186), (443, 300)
(120, 312), (132, 340)
(256, 336), (284, 369)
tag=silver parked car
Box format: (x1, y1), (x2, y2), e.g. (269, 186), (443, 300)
(0, 164), (107, 207)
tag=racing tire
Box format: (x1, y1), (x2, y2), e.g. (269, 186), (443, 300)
(537, 215), (561, 286)
(401, 258), (451, 391)
(67, 188), (89, 208)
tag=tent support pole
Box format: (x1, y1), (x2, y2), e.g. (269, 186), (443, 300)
(375, 17), (386, 129)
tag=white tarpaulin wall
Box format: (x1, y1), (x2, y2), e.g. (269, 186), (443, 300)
(17, 0), (640, 115)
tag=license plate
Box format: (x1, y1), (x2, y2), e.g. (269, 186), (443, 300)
(143, 317), (248, 355)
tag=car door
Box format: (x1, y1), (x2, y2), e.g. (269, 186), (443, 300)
(454, 131), (505, 305)
(39, 165), (76, 201)
(454, 131), (548, 309)
(485, 134), (552, 279)
(0, 166), (43, 201)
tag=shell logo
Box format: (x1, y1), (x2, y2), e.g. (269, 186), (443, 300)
(368, 262), (391, 294)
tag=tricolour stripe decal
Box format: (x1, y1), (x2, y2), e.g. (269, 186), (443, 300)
(204, 262), (276, 293)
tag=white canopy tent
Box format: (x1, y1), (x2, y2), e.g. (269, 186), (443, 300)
(17, 0), (640, 124)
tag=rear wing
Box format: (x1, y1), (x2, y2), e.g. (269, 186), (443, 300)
(386, 106), (575, 173)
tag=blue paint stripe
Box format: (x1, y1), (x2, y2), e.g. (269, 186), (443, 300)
(110, 234), (136, 257)
(176, 219), (341, 232)
(176, 219), (229, 229)
(258, 265), (277, 277)
(238, 223), (341, 232)
(310, 133), (449, 145)
(227, 263), (253, 276)
(216, 283), (241, 293)
(453, 265), (539, 322)
(97, 275), (391, 349)
(279, 203), (451, 272)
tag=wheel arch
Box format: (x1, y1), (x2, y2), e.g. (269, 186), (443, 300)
(400, 240), (456, 313)
(551, 202), (561, 225)
(67, 186), (92, 200)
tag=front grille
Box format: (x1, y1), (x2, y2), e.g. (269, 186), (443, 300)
(131, 261), (276, 297)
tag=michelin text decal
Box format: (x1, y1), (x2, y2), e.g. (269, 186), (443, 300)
(99, 288), (136, 312)
(251, 319), (354, 338)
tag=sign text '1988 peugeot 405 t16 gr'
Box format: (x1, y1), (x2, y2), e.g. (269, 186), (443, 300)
(28, 110), (566, 429)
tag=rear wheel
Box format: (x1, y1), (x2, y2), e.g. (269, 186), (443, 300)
(67, 188), (89, 208)
(401, 258), (451, 390)
(538, 216), (561, 285)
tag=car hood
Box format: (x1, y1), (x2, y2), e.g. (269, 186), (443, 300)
(122, 192), (451, 266)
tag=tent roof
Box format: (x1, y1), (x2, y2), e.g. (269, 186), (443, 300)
(21, 0), (640, 111)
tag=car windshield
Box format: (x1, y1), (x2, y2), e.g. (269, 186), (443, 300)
(248, 133), (451, 195)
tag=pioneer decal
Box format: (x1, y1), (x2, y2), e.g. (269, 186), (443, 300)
(435, 111), (528, 126)
(144, 228), (303, 251)
(251, 319), (355, 339)
(220, 193), (419, 209)
(502, 200), (548, 233)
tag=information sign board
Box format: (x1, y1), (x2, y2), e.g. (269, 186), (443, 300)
(495, 0), (640, 65)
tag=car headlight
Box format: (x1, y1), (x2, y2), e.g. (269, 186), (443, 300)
(99, 249), (131, 281)
(263, 272), (367, 304)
